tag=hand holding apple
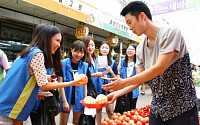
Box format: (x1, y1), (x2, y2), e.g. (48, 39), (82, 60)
(74, 74), (88, 86)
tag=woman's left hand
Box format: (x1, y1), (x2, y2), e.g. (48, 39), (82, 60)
(95, 70), (109, 78)
(47, 75), (52, 82)
(106, 66), (112, 73)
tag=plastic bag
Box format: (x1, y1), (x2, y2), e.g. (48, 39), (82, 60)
(114, 94), (130, 114)
(46, 89), (60, 116)
(87, 78), (98, 98)
(102, 79), (110, 95)
(78, 114), (95, 125)
(40, 100), (55, 125)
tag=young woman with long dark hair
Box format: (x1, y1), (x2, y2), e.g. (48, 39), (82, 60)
(82, 36), (109, 125)
(58, 40), (89, 125)
(97, 41), (118, 121)
(0, 24), (87, 125)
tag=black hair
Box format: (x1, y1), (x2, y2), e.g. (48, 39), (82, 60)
(123, 44), (137, 67)
(120, 1), (152, 21)
(99, 41), (112, 66)
(67, 40), (86, 61)
(82, 36), (96, 66)
(18, 24), (63, 72)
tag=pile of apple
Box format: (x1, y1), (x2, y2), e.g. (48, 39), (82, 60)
(101, 105), (151, 125)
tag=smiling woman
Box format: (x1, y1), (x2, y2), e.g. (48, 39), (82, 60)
(56, 40), (90, 125)
(51, 33), (61, 54)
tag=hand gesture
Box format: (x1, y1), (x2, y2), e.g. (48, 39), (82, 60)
(63, 101), (70, 111)
(102, 77), (126, 92)
(73, 74), (88, 86)
(47, 75), (52, 82)
(106, 66), (112, 73)
(95, 70), (110, 78)
(106, 91), (120, 104)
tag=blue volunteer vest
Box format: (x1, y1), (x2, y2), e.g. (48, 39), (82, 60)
(89, 58), (99, 90)
(120, 59), (139, 99)
(98, 60), (115, 94)
(60, 58), (88, 113)
(0, 47), (42, 121)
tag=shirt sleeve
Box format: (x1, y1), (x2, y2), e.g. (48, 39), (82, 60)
(159, 27), (182, 55)
(0, 54), (10, 70)
(136, 39), (145, 69)
(30, 53), (48, 86)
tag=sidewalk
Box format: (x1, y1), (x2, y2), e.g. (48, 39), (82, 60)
(24, 86), (152, 125)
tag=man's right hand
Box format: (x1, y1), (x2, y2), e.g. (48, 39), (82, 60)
(106, 91), (120, 104)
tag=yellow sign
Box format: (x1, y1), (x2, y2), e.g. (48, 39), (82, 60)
(23, 0), (93, 24)
(75, 24), (89, 39)
(106, 34), (118, 47)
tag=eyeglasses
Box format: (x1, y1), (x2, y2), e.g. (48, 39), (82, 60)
(127, 48), (135, 51)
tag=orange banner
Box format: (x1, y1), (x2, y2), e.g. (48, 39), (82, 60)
(23, 0), (90, 24)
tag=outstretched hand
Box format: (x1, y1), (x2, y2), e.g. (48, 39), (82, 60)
(73, 74), (88, 86)
(106, 91), (120, 104)
(95, 70), (110, 78)
(102, 77), (126, 92)
(106, 66), (112, 73)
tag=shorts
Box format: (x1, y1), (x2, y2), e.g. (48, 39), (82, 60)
(0, 114), (13, 125)
(149, 106), (199, 125)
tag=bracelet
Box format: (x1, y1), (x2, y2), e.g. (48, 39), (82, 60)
(110, 71), (114, 75)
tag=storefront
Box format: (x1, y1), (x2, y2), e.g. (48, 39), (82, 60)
(0, 0), (143, 63)
(0, 20), (33, 61)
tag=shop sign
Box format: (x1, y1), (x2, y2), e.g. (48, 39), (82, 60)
(149, 0), (200, 15)
(109, 19), (129, 32)
(106, 34), (118, 47)
(75, 24), (89, 39)
(97, 11), (131, 39)
(23, 0), (98, 25)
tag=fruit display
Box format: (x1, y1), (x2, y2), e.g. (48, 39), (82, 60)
(83, 94), (107, 104)
(101, 105), (151, 125)
(80, 94), (108, 109)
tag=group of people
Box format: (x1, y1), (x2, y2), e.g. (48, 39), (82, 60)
(0, 23), (138, 125)
(0, 1), (199, 125)
(55, 36), (139, 125)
